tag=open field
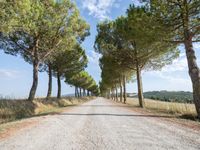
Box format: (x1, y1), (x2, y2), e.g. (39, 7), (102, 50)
(126, 98), (197, 119)
(0, 97), (93, 124)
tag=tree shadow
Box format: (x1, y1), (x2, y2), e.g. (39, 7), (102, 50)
(66, 105), (136, 108)
(58, 113), (175, 118)
(179, 114), (199, 121)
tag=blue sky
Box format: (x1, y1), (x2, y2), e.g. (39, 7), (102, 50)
(0, 0), (199, 98)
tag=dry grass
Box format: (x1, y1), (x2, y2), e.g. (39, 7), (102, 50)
(0, 97), (93, 124)
(127, 98), (197, 118)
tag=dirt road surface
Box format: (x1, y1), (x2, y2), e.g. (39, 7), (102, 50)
(0, 98), (200, 150)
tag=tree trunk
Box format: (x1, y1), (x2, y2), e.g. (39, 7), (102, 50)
(75, 86), (77, 97)
(112, 89), (115, 101)
(120, 78), (123, 102)
(111, 90), (113, 100)
(136, 63), (144, 108)
(115, 86), (118, 101)
(28, 39), (39, 101)
(123, 75), (127, 103)
(184, 30), (200, 118)
(108, 90), (110, 99)
(79, 88), (82, 97)
(46, 64), (52, 99)
(77, 87), (80, 97)
(28, 59), (39, 101)
(109, 89), (112, 99)
(83, 89), (86, 97)
(87, 90), (89, 96)
(57, 71), (61, 99)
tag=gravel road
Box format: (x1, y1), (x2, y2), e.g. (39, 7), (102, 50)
(0, 98), (200, 150)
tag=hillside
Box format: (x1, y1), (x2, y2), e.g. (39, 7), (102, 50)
(143, 91), (193, 103)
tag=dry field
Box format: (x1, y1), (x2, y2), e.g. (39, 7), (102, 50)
(0, 97), (93, 124)
(126, 98), (197, 118)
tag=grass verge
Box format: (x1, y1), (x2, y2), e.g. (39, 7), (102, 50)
(0, 97), (94, 124)
(126, 98), (198, 120)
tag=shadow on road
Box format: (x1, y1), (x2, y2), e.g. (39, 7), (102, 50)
(59, 113), (174, 118)
(64, 105), (136, 108)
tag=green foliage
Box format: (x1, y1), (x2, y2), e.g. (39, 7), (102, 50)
(65, 71), (99, 96)
(51, 44), (88, 79)
(145, 0), (200, 42)
(95, 5), (179, 98)
(142, 91), (193, 103)
(0, 0), (93, 100)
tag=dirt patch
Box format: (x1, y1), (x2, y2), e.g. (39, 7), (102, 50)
(0, 117), (41, 140)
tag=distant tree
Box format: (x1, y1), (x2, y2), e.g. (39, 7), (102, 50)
(65, 71), (99, 97)
(51, 44), (88, 99)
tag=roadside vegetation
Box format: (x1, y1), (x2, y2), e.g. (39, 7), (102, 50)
(95, 0), (200, 119)
(0, 97), (94, 124)
(127, 98), (197, 119)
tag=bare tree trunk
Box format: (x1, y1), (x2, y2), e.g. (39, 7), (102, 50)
(28, 39), (39, 101)
(79, 88), (82, 97)
(115, 86), (118, 101)
(46, 64), (52, 99)
(77, 87), (79, 97)
(83, 89), (86, 97)
(120, 78), (123, 102)
(136, 63), (144, 108)
(112, 89), (115, 101)
(109, 89), (112, 99)
(184, 30), (200, 118)
(57, 71), (61, 99)
(28, 59), (39, 101)
(75, 86), (77, 97)
(123, 75), (127, 103)
(87, 90), (89, 96)
(108, 90), (110, 99)
(111, 90), (113, 100)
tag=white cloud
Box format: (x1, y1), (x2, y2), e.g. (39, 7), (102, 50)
(146, 52), (190, 84)
(144, 44), (200, 90)
(82, 0), (119, 20)
(161, 53), (188, 72)
(0, 69), (19, 79)
(87, 51), (101, 64)
(148, 71), (190, 84)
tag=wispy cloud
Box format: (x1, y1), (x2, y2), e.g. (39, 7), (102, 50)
(146, 52), (190, 84)
(161, 53), (188, 72)
(81, 0), (119, 20)
(0, 69), (20, 79)
(148, 71), (190, 84)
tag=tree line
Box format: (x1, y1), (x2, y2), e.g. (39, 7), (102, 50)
(0, 0), (99, 100)
(141, 91), (193, 103)
(95, 0), (200, 118)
